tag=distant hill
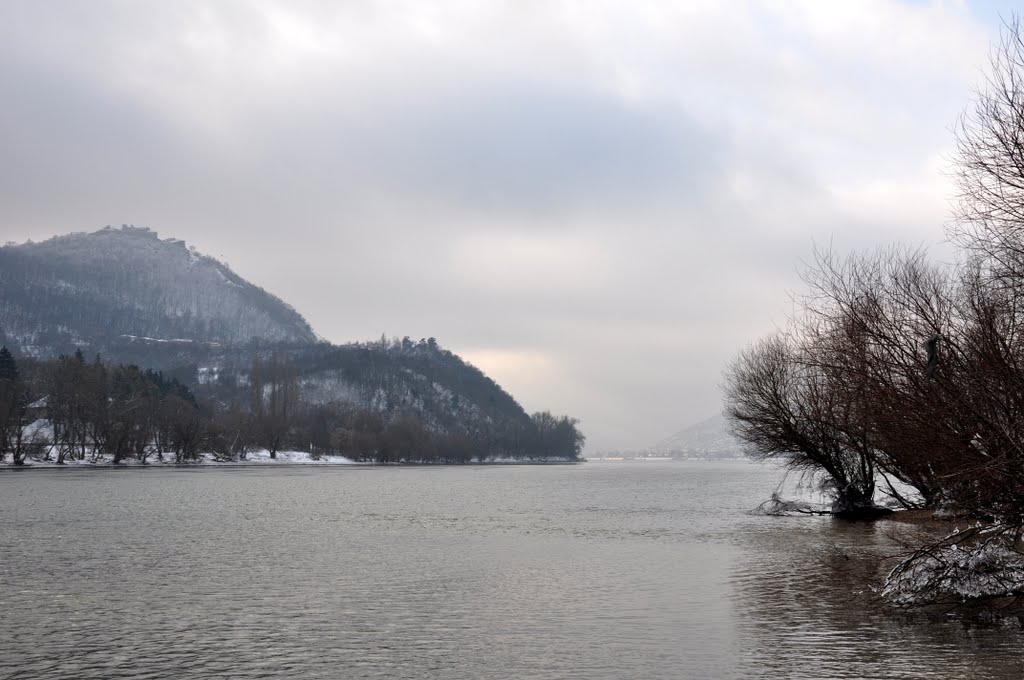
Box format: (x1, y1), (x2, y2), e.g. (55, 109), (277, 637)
(650, 413), (743, 458)
(0, 226), (537, 441)
(176, 337), (534, 440)
(0, 226), (316, 354)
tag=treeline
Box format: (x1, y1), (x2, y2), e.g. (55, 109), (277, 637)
(723, 247), (1007, 516)
(723, 21), (1024, 524)
(723, 19), (1024, 607)
(0, 349), (584, 465)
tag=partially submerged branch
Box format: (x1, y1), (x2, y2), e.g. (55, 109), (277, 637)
(882, 522), (1024, 609)
(750, 492), (830, 516)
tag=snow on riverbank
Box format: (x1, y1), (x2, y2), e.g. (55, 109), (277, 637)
(2, 450), (357, 468)
(2, 450), (580, 468)
(235, 450), (357, 465)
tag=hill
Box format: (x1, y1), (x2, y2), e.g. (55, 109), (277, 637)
(0, 225), (316, 354)
(649, 414), (743, 459)
(0, 227), (561, 451)
(178, 336), (534, 441)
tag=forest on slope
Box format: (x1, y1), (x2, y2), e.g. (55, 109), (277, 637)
(0, 228), (585, 463)
(0, 347), (584, 464)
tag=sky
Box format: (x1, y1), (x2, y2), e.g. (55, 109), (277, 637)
(0, 0), (1018, 452)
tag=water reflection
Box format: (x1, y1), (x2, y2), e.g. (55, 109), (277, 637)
(732, 517), (1024, 679)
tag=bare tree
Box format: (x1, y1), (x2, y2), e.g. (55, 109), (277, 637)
(946, 15), (1024, 521)
(251, 352), (299, 459)
(797, 247), (958, 509)
(952, 15), (1024, 282)
(724, 332), (879, 515)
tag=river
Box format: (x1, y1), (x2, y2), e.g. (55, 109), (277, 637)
(1, 460), (1022, 679)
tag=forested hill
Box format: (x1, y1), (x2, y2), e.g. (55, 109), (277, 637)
(186, 336), (537, 442)
(294, 338), (532, 435)
(0, 226), (317, 353)
(0, 227), (584, 460)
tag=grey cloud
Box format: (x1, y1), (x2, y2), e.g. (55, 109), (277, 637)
(385, 88), (719, 214)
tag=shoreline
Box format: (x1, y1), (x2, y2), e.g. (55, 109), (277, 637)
(0, 451), (583, 470)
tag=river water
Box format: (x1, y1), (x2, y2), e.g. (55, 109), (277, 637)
(1, 460), (1022, 679)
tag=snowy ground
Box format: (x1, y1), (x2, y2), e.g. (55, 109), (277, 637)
(2, 450), (578, 468)
(2, 449), (357, 468)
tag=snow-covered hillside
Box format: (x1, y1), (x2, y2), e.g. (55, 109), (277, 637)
(0, 226), (316, 352)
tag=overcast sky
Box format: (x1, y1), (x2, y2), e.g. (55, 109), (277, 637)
(0, 1), (1017, 451)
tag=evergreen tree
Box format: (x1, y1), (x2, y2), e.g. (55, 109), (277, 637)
(0, 346), (26, 463)
(0, 346), (18, 383)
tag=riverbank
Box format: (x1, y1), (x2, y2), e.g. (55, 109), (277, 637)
(1, 449), (583, 468)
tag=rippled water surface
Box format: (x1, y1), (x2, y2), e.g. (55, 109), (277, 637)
(2, 461), (1023, 679)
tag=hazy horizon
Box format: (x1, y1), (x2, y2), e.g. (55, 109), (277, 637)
(1, 1), (1018, 451)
